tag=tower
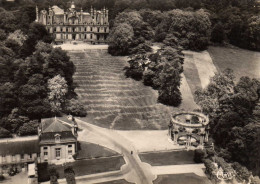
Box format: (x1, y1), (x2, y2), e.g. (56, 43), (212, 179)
(35, 6), (39, 22)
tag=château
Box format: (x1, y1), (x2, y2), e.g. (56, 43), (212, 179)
(36, 2), (109, 44)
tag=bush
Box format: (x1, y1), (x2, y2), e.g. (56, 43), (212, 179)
(64, 166), (76, 184)
(18, 120), (39, 136)
(0, 127), (12, 138)
(65, 99), (87, 117)
(194, 149), (206, 163)
(49, 166), (59, 184)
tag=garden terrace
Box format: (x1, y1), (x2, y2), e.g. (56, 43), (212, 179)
(69, 50), (176, 130)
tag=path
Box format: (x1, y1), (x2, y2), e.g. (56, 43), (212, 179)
(76, 118), (155, 184)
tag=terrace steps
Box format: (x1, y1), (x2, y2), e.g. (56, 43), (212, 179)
(70, 49), (175, 130)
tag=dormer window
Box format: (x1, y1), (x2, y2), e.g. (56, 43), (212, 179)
(55, 134), (61, 143)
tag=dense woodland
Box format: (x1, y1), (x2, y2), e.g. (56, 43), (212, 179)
(194, 70), (260, 180)
(0, 0), (260, 180)
(0, 5), (86, 138)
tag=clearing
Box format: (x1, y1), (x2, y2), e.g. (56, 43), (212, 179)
(208, 46), (260, 82)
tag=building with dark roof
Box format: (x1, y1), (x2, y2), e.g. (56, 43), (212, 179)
(36, 1), (109, 44)
(39, 116), (78, 164)
(0, 139), (40, 174)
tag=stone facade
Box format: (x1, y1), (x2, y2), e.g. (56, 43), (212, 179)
(36, 2), (109, 43)
(39, 116), (78, 164)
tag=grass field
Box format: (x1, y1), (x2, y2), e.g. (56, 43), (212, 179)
(55, 156), (125, 179)
(153, 173), (211, 184)
(69, 49), (178, 130)
(69, 46), (259, 130)
(76, 141), (119, 160)
(208, 46), (260, 82)
(96, 180), (134, 184)
(139, 150), (195, 166)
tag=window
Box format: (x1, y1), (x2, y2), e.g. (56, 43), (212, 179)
(68, 145), (72, 148)
(29, 154), (32, 159)
(44, 147), (48, 150)
(2, 155), (6, 162)
(104, 28), (107, 32)
(55, 148), (61, 159)
(90, 34), (93, 39)
(12, 155), (16, 162)
(44, 152), (48, 156)
(97, 28), (100, 32)
(55, 134), (60, 143)
(68, 150), (72, 155)
(21, 154), (24, 160)
(90, 27), (93, 32)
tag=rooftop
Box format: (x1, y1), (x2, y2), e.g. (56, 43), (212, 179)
(0, 140), (40, 155)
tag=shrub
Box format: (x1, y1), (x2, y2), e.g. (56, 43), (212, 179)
(0, 174), (5, 181)
(64, 166), (76, 184)
(37, 162), (50, 182)
(49, 166), (59, 184)
(194, 149), (206, 163)
(232, 162), (251, 182)
(0, 127), (12, 138)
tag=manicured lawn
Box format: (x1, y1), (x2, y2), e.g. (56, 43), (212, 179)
(139, 150), (195, 166)
(208, 46), (260, 82)
(153, 173), (211, 184)
(76, 141), (119, 160)
(96, 179), (134, 184)
(55, 156), (125, 179)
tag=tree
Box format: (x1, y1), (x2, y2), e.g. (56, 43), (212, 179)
(0, 29), (6, 41)
(7, 108), (30, 133)
(155, 9), (211, 51)
(211, 22), (225, 43)
(47, 75), (68, 113)
(108, 23), (134, 55)
(65, 99), (87, 117)
(8, 30), (27, 46)
(18, 120), (39, 136)
(194, 149), (206, 163)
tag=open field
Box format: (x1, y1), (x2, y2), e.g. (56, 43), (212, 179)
(208, 46), (260, 82)
(153, 173), (211, 184)
(139, 150), (195, 166)
(69, 49), (180, 130)
(76, 141), (119, 160)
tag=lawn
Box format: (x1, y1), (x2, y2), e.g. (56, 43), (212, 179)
(76, 141), (119, 160)
(208, 46), (260, 82)
(139, 150), (195, 166)
(96, 179), (134, 184)
(55, 156), (125, 179)
(153, 173), (211, 184)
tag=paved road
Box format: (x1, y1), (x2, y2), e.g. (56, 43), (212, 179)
(76, 118), (155, 184)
